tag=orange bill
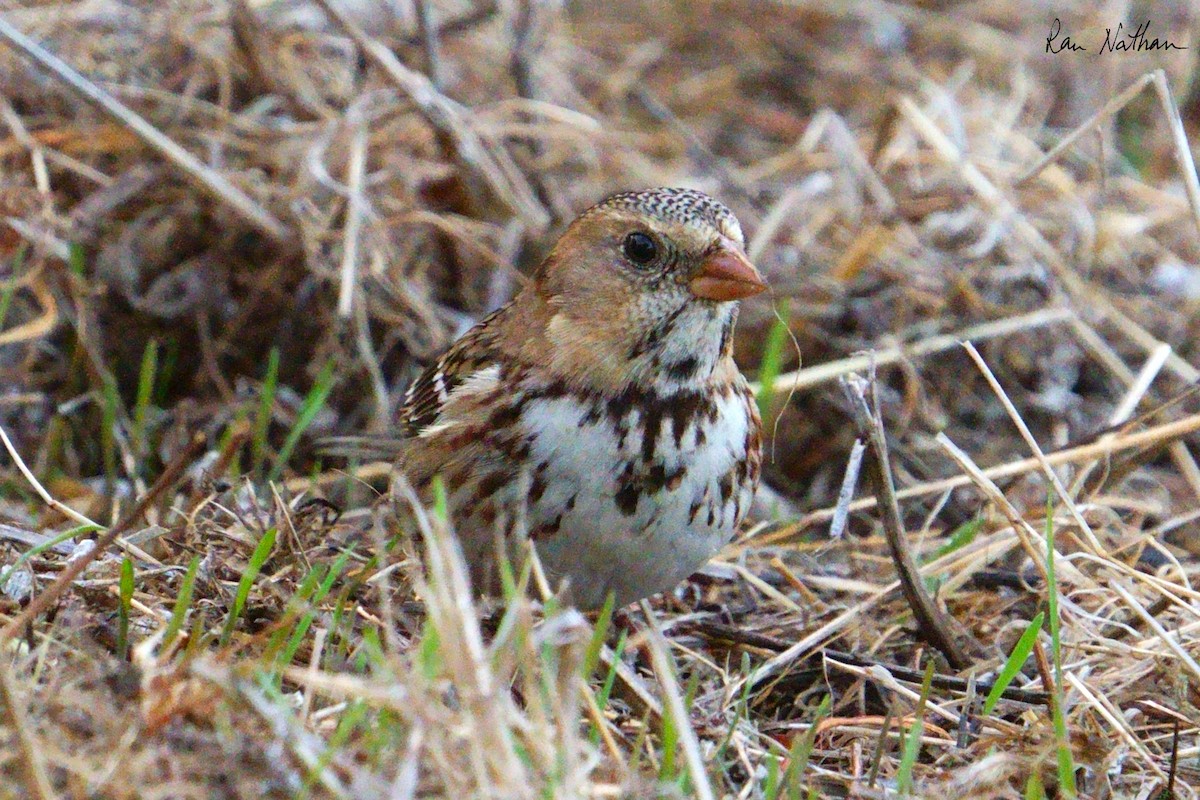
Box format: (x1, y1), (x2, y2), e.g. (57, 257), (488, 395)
(689, 247), (766, 301)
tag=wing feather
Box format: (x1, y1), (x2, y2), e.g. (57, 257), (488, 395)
(397, 304), (509, 436)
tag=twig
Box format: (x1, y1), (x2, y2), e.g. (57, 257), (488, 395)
(899, 92), (1200, 388)
(934, 432), (1053, 587)
(0, 424), (97, 529)
(336, 123), (368, 319)
(1015, 72), (1155, 186)
(313, 0), (547, 230)
(413, 0), (443, 90)
(757, 410), (1200, 543)
(754, 307), (1073, 395)
(0, 432), (207, 640)
(0, 662), (57, 800)
(689, 621), (1047, 705)
(0, 14), (290, 243)
(828, 439), (866, 539)
(1151, 69), (1200, 239)
(639, 601), (717, 800)
(961, 341), (1102, 554)
(1112, 583), (1200, 684)
(743, 587), (893, 692)
(0, 422), (162, 566)
(839, 373), (979, 670)
(1064, 671), (1168, 782)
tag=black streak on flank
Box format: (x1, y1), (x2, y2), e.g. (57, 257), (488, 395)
(529, 472), (547, 504)
(615, 482), (639, 516)
(641, 400), (664, 462)
(615, 462), (640, 516)
(532, 513), (563, 539)
(645, 463), (686, 493)
(488, 401), (524, 430)
(477, 469), (511, 499)
(668, 391), (706, 448)
(665, 355), (700, 381)
(718, 471), (735, 502)
(606, 384), (646, 420)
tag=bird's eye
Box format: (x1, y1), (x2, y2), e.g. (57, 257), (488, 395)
(622, 232), (658, 266)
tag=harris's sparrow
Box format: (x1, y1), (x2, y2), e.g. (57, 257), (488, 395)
(395, 188), (764, 609)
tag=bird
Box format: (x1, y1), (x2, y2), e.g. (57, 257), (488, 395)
(391, 187), (765, 609)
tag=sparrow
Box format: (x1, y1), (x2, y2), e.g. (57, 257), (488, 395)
(394, 187), (765, 609)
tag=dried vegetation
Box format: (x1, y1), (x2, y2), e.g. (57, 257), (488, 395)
(1, 1), (1200, 797)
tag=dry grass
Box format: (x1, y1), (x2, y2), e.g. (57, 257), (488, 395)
(2, 0), (1200, 797)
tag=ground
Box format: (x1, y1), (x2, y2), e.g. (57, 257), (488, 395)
(0, 1), (1199, 797)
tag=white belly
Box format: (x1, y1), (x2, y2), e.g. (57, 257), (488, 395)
(505, 385), (754, 608)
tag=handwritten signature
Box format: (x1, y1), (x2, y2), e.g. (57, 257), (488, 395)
(1046, 19), (1187, 54)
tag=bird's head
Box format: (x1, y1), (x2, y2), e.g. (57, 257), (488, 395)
(531, 188), (766, 389)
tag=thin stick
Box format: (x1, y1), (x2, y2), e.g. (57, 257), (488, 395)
(413, 0), (443, 89)
(0, 15), (289, 242)
(0, 424), (162, 566)
(336, 123), (368, 319)
(1070, 318), (1200, 502)
(961, 341), (1102, 553)
(640, 601), (717, 800)
(1152, 69), (1200, 238)
(758, 411), (1200, 542)
(900, 94), (1199, 387)
(0, 424), (99, 529)
(934, 432), (1053, 587)
(1112, 583), (1200, 685)
(0, 661), (56, 800)
(828, 439), (865, 539)
(1015, 72), (1155, 185)
(313, 0), (546, 230)
(744, 586), (895, 692)
(0, 433), (206, 640)
(1071, 344), (1172, 498)
(755, 307), (1073, 395)
(841, 374), (978, 670)
(1110, 344), (1172, 426)
(1064, 671), (1168, 781)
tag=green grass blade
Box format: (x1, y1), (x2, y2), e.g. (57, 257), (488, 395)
(0, 244), (24, 331)
(0, 523), (99, 591)
(582, 591), (616, 678)
(133, 339), (158, 461)
(1024, 770), (1046, 800)
(1046, 503), (1077, 797)
(101, 375), (119, 489)
(252, 347), (280, 478)
(155, 336), (179, 406)
(756, 303), (791, 419)
(896, 660), (935, 795)
(163, 555), (201, 649)
(982, 611), (1045, 715)
(931, 516), (983, 562)
(783, 694), (831, 798)
(431, 474), (449, 521)
(589, 629), (627, 746)
(67, 241), (86, 278)
(220, 527), (277, 645)
(117, 557), (134, 657)
(268, 359), (336, 482)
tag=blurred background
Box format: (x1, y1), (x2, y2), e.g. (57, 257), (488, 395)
(4, 2), (1200, 796)
(0, 0), (1198, 534)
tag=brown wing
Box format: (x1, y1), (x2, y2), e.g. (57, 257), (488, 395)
(397, 303), (510, 436)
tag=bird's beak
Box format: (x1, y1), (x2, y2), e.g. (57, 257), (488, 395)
(689, 246), (766, 301)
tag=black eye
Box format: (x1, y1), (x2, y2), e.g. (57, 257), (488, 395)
(622, 232), (658, 266)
